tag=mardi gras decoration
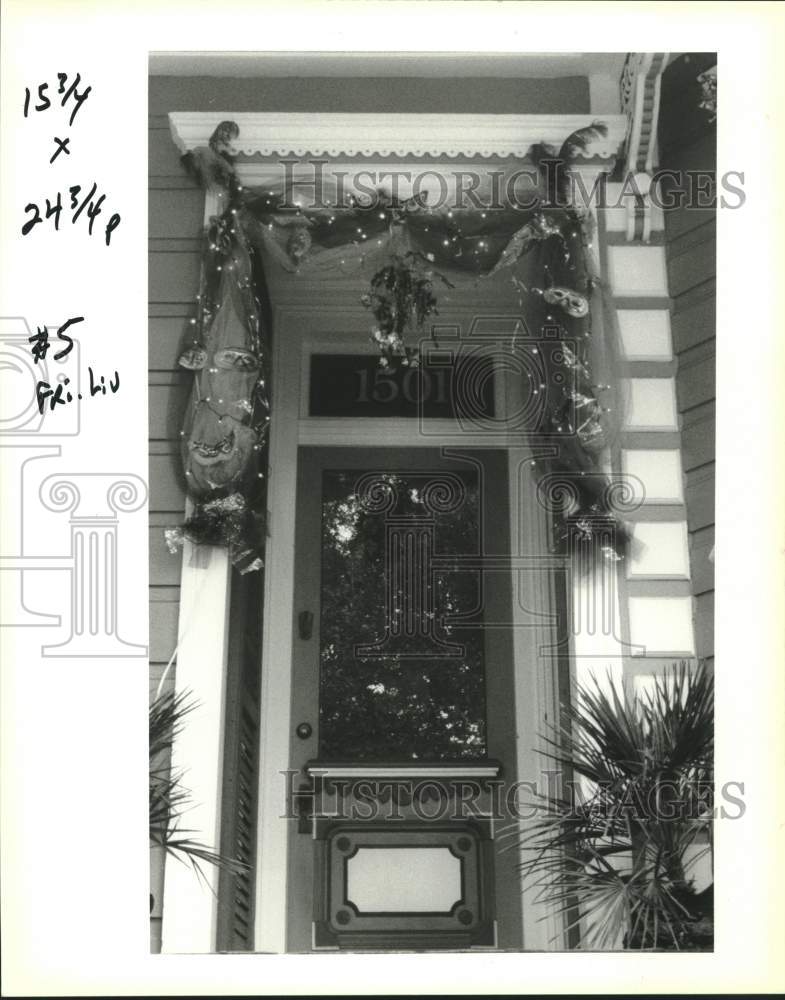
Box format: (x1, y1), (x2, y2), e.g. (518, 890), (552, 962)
(360, 252), (453, 368)
(543, 285), (590, 318)
(167, 198), (270, 573)
(286, 227), (312, 265)
(170, 118), (630, 568)
(181, 120), (241, 194)
(487, 212), (566, 276)
(165, 492), (264, 575)
(529, 120), (609, 207)
(697, 66), (717, 123)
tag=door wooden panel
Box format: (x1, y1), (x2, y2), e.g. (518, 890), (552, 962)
(286, 447), (521, 951)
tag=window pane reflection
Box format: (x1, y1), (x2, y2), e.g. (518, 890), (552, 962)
(319, 469), (487, 760)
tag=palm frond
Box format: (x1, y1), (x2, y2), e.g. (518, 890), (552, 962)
(149, 688), (249, 879)
(513, 661), (714, 950)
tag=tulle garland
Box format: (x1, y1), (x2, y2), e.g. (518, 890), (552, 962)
(172, 122), (631, 567)
(246, 191), (630, 558)
(169, 154), (271, 572)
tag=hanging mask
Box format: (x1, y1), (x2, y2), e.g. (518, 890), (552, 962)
(183, 411), (257, 496)
(214, 347), (259, 373)
(287, 228), (312, 264)
(178, 346), (207, 371)
(180, 259), (264, 498)
(543, 285), (589, 318)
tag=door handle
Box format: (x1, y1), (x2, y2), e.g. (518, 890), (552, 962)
(296, 722), (313, 740)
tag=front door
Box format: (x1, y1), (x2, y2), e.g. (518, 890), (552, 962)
(287, 446), (523, 950)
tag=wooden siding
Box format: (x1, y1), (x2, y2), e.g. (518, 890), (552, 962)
(148, 92), (203, 956)
(659, 53), (716, 666)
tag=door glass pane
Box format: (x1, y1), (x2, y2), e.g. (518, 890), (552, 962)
(319, 468), (487, 760)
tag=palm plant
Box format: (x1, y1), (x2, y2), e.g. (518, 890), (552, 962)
(149, 689), (247, 885)
(514, 661), (713, 950)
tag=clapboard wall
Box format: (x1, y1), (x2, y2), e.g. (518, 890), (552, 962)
(658, 54), (716, 669)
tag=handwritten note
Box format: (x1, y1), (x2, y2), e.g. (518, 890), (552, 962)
(21, 73), (123, 416)
(21, 72), (121, 245)
(30, 316), (120, 413)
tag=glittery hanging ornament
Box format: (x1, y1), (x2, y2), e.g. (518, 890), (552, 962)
(487, 212), (566, 276)
(287, 227), (312, 265)
(362, 251), (452, 368)
(543, 285), (590, 318)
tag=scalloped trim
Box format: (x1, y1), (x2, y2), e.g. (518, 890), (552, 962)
(169, 112), (628, 162)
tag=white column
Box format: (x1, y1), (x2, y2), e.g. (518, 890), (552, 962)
(160, 538), (232, 953)
(160, 183), (235, 953)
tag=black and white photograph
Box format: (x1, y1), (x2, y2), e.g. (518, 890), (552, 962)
(2, 2), (784, 995)
(149, 49), (717, 954)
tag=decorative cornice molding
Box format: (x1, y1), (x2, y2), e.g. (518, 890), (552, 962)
(619, 52), (670, 241)
(168, 111), (628, 160)
(620, 53), (670, 175)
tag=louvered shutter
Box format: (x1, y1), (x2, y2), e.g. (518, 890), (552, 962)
(216, 568), (263, 951)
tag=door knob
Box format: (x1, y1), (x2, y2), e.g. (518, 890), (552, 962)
(296, 722), (313, 740)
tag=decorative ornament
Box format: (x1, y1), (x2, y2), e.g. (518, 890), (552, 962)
(165, 493), (264, 574)
(173, 149), (629, 563)
(543, 285), (589, 318)
(573, 517), (593, 541)
(558, 121), (609, 162)
(171, 167), (269, 573)
(487, 213), (565, 276)
(164, 526), (185, 555)
(287, 227), (312, 265)
(571, 391), (608, 452)
(697, 66), (717, 123)
(178, 347), (207, 371)
(560, 344), (590, 378)
(362, 252), (452, 367)
(209, 120), (240, 158)
(213, 347), (259, 372)
(529, 121), (609, 206)
(552, 495), (631, 563)
(181, 120), (240, 194)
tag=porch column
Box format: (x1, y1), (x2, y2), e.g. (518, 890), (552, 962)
(160, 538), (232, 952)
(160, 187), (234, 954)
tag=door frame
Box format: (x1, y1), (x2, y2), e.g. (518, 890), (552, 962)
(254, 300), (567, 953)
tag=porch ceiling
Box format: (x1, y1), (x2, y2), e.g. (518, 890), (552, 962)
(150, 51), (627, 80)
